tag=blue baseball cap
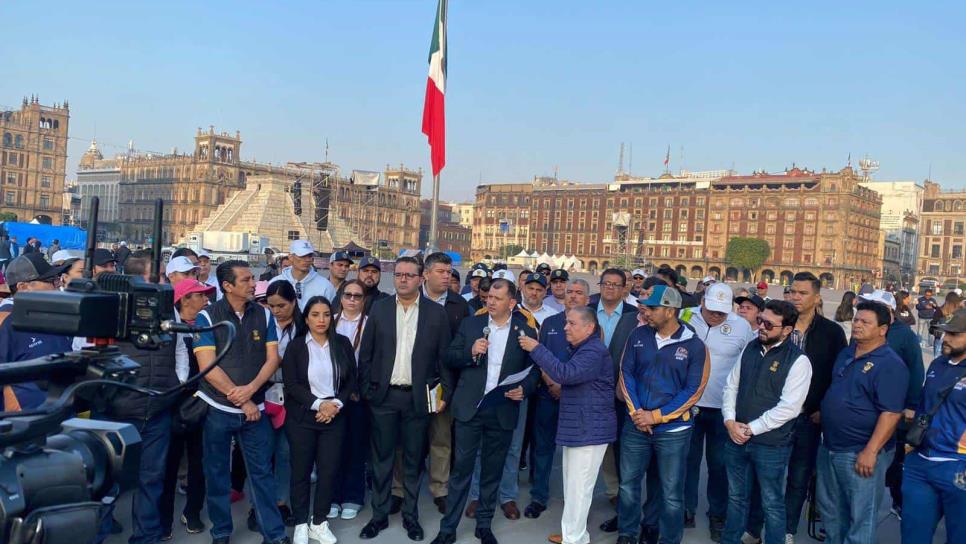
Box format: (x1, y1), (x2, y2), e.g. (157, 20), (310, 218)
(330, 251), (353, 264)
(524, 273), (548, 288)
(358, 256), (380, 270)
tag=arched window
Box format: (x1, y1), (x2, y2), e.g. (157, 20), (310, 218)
(955, 200), (963, 211)
(935, 201), (944, 212)
(14, 135), (23, 148)
(2, 133), (10, 147)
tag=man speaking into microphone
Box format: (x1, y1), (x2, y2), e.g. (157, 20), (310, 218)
(431, 279), (541, 544)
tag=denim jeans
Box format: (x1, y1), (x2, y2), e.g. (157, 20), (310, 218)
(204, 409), (286, 542)
(816, 445), (891, 544)
(722, 441), (791, 544)
(684, 407), (729, 520)
(121, 411), (172, 544)
(470, 398), (528, 504)
(747, 413), (820, 537)
(529, 396), (559, 506)
(617, 420), (691, 542)
(900, 453), (966, 544)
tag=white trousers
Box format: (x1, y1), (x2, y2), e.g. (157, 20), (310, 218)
(561, 444), (608, 544)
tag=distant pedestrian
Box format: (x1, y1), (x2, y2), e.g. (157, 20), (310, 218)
(115, 241), (131, 273)
(916, 288), (939, 346)
(46, 239), (60, 261)
(834, 291), (857, 339)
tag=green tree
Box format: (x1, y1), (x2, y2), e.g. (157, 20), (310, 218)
(725, 237), (770, 281)
(500, 244), (525, 259)
(0, 212), (17, 223)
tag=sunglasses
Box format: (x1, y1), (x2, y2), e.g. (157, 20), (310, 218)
(756, 317), (781, 331)
(342, 292), (364, 300)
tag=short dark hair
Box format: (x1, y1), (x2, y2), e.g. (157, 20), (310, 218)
(478, 277), (493, 293)
(395, 255), (423, 275)
(792, 272), (821, 294)
(124, 249), (153, 279)
(656, 266), (678, 285)
(490, 278), (518, 301)
(52, 239), (59, 244)
(172, 247), (198, 259)
(600, 268), (626, 286)
(642, 276), (664, 291)
(216, 260), (250, 291)
(855, 300), (891, 327)
(764, 299), (799, 327)
(423, 251), (452, 271)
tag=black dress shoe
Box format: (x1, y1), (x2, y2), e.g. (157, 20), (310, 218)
(359, 519), (389, 539)
(616, 537), (635, 544)
(523, 502), (546, 519)
(390, 495), (404, 515)
(639, 525), (659, 544)
(404, 519), (425, 541)
(600, 516), (618, 532)
(683, 510), (695, 528)
(434, 496), (447, 515)
(475, 527), (498, 544)
(430, 533), (456, 544)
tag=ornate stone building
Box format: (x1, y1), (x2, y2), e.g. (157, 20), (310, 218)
(471, 165), (882, 287)
(0, 96), (70, 223)
(918, 181), (966, 289)
(419, 199), (471, 258)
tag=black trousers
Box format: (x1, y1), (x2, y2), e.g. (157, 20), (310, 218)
(159, 426), (206, 530)
(440, 407), (514, 534)
(286, 414), (347, 524)
(369, 388), (430, 523)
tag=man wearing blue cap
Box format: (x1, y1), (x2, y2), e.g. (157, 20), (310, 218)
(521, 272), (557, 327)
(329, 251), (353, 293)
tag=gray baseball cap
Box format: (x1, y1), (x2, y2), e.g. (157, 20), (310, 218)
(6, 253), (69, 286)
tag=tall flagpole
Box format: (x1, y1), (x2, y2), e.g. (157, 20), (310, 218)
(428, 173), (440, 251)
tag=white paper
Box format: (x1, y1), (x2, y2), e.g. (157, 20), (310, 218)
(498, 365), (534, 387)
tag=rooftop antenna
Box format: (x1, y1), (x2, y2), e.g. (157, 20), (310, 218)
(628, 143), (633, 176)
(324, 138), (329, 163)
(617, 143), (625, 176)
(858, 155), (879, 181)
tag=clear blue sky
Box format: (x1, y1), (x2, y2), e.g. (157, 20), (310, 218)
(3, 1), (965, 200)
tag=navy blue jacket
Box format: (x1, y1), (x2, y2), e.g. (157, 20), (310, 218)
(530, 335), (616, 447)
(886, 320), (925, 410)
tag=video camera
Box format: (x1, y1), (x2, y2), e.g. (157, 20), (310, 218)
(0, 198), (232, 544)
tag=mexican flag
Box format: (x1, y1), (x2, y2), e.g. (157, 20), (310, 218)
(422, 0), (447, 177)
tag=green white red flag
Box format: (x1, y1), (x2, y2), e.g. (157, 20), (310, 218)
(422, 0), (447, 177)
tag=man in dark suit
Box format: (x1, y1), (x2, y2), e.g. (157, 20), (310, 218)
(358, 256), (454, 541)
(391, 252), (470, 514)
(431, 279), (541, 544)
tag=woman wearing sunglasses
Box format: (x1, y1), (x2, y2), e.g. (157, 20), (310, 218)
(329, 280), (370, 520)
(283, 295), (357, 544)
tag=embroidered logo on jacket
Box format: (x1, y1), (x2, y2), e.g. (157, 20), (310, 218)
(674, 347), (689, 360)
(862, 361), (874, 373)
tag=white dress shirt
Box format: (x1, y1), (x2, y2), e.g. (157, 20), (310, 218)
(722, 341), (813, 437)
(335, 312), (365, 362)
(524, 303), (557, 327)
(484, 316), (512, 394)
(390, 297), (419, 386)
(306, 335), (342, 411)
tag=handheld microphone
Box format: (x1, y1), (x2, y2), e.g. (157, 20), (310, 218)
(474, 326), (491, 365)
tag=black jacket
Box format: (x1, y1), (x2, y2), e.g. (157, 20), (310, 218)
(105, 339), (180, 421)
(604, 311), (640, 396)
(115, 245), (131, 266)
(446, 313), (541, 430)
(358, 295), (454, 413)
(800, 312), (848, 416)
(282, 333), (357, 429)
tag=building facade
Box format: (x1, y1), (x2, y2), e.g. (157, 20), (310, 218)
(883, 232), (902, 285)
(420, 199), (471, 258)
(861, 180), (924, 287)
(918, 181), (966, 289)
(76, 139), (124, 238)
(0, 96), (70, 224)
(471, 165), (882, 287)
(450, 202), (475, 229)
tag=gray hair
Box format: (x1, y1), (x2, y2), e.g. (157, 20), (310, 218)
(568, 278), (591, 295)
(567, 305), (598, 328)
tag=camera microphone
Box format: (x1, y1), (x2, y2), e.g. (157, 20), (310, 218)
(474, 326), (491, 365)
(160, 320), (199, 334)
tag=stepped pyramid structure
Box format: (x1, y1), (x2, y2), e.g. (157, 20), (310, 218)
(189, 174), (357, 253)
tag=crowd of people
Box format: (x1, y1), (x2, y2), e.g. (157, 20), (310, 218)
(0, 239), (963, 544)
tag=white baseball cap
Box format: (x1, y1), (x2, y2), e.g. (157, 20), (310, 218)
(471, 268), (488, 278)
(51, 249), (83, 264)
(288, 240), (315, 257)
(165, 256), (199, 276)
(702, 275), (716, 284)
(492, 269), (516, 282)
(703, 282), (734, 313)
(859, 289), (897, 311)
(631, 268), (646, 278)
(196, 249), (211, 259)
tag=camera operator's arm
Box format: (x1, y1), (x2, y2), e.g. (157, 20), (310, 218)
(227, 314), (281, 406)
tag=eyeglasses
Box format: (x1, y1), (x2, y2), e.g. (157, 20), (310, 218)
(394, 272), (419, 280)
(342, 292), (364, 300)
(600, 281), (624, 289)
(756, 317), (781, 331)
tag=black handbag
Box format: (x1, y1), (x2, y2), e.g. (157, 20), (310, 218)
(173, 391), (208, 433)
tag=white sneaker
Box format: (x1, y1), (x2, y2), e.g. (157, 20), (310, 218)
(785, 534), (795, 544)
(740, 532), (762, 544)
(326, 505), (340, 519)
(340, 505), (359, 520)
(293, 523), (309, 544)
(309, 520), (337, 544)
